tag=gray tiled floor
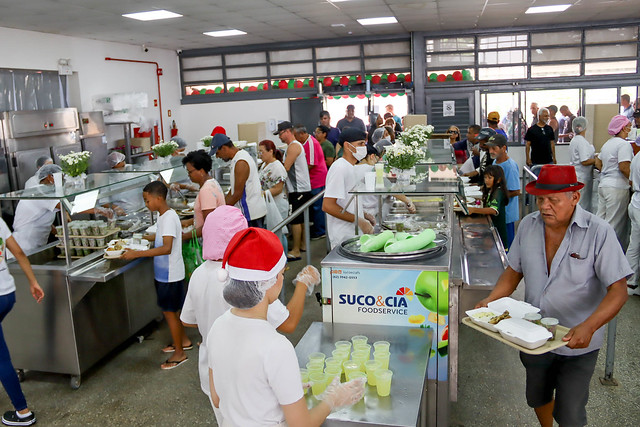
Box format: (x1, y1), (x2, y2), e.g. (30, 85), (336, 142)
(3, 237), (639, 426)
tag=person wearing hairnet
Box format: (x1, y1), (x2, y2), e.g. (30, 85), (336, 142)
(104, 152), (142, 215)
(23, 156), (53, 189)
(568, 117), (597, 212)
(595, 115), (634, 248)
(181, 206), (322, 424)
(371, 127), (393, 155)
(170, 137), (188, 156)
(207, 227), (365, 427)
(11, 165), (113, 256)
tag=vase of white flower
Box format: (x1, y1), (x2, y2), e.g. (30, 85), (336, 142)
(59, 151), (92, 190)
(64, 173), (86, 190)
(152, 140), (179, 165)
(391, 167), (413, 187)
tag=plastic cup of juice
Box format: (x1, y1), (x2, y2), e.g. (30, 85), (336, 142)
(373, 350), (390, 370)
(351, 349), (370, 371)
(373, 341), (390, 353)
(324, 357), (342, 372)
(306, 361), (324, 376)
(375, 370), (393, 397)
(332, 349), (349, 372)
(335, 340), (352, 352)
(308, 352), (326, 364)
(365, 360), (382, 386)
(351, 335), (368, 347)
(353, 343), (371, 355)
(324, 366), (342, 385)
(343, 361), (360, 379)
(310, 372), (328, 397)
(347, 370), (367, 382)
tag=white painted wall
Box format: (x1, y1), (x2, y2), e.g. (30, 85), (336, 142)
(0, 26), (182, 144)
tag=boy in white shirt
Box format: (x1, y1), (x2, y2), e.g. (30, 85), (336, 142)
(121, 181), (190, 370)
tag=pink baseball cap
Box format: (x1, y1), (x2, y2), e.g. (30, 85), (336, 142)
(202, 206), (248, 261)
(608, 115), (630, 136)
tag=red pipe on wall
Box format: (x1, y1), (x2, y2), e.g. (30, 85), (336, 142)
(104, 57), (165, 141)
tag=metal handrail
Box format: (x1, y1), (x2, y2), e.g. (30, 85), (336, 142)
(522, 165), (539, 180)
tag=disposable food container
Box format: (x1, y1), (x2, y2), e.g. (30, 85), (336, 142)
(494, 318), (552, 350)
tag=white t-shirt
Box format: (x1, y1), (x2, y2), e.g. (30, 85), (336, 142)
(630, 152), (640, 209)
(207, 310), (303, 427)
(354, 164), (378, 216)
(325, 157), (359, 249)
(569, 135), (595, 184)
(12, 198), (59, 253)
(230, 149), (267, 222)
(24, 174), (40, 189)
(180, 260), (290, 398)
(0, 219), (16, 296)
(598, 137), (634, 189)
(153, 209), (185, 283)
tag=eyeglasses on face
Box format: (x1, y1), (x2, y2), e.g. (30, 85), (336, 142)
(447, 130), (459, 134)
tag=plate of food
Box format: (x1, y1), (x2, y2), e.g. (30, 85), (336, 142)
(465, 307), (509, 332)
(104, 247), (124, 259)
(179, 208), (194, 216)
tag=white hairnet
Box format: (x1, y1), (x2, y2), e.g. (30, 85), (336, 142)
(107, 151), (126, 168)
(36, 156), (52, 169)
(222, 276), (277, 309)
(371, 127), (386, 145)
(171, 137), (187, 148)
(38, 164), (62, 181)
(572, 116), (588, 134)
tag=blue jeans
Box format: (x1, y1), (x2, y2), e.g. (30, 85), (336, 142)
(0, 292), (27, 411)
(506, 222), (515, 251)
(310, 187), (325, 237)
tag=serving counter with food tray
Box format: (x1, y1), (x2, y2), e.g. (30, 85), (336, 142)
(318, 143), (508, 426)
(0, 172), (163, 389)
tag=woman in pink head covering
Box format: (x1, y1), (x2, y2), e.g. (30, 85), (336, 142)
(180, 206), (320, 424)
(595, 115), (633, 246)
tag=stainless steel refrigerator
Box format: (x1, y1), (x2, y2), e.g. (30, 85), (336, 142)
(78, 111), (108, 173)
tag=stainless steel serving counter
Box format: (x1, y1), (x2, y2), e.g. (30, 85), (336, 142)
(296, 322), (433, 427)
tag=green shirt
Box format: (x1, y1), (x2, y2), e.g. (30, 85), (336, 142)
(320, 140), (335, 163)
(484, 188), (507, 246)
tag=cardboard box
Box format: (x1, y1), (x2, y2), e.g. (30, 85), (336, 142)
(238, 122), (267, 143)
(403, 114), (428, 130)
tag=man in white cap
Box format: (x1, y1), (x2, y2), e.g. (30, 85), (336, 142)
(207, 227), (365, 426)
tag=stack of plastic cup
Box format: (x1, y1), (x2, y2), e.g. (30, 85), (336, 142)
(351, 335), (368, 348)
(310, 372), (328, 397)
(351, 349), (370, 371)
(375, 370), (393, 397)
(373, 341), (390, 353)
(300, 368), (309, 394)
(373, 350), (390, 370)
(343, 361), (360, 379)
(364, 360), (382, 386)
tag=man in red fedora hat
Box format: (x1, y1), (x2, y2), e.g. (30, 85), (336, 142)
(476, 164), (630, 427)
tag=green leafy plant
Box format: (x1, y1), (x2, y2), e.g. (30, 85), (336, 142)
(152, 140), (179, 158)
(59, 151), (91, 177)
(200, 136), (212, 147)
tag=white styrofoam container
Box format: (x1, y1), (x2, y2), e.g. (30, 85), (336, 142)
(465, 307), (502, 332)
(487, 297), (540, 319)
(494, 318), (552, 349)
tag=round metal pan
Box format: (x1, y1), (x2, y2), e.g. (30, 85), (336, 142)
(338, 232), (448, 262)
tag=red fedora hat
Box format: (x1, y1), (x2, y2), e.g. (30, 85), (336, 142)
(525, 165), (584, 196)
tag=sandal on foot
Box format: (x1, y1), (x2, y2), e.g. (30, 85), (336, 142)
(162, 342), (193, 353)
(161, 356), (188, 370)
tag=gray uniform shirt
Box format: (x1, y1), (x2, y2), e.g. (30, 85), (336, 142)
(508, 205), (632, 356)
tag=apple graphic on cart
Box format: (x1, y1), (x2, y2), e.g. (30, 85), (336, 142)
(414, 271), (449, 316)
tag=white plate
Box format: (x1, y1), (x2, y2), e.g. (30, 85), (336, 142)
(465, 307), (502, 332)
(494, 318), (552, 350)
(103, 249), (123, 258)
(487, 297), (540, 319)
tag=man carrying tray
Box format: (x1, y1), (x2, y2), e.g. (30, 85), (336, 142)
(475, 165), (630, 427)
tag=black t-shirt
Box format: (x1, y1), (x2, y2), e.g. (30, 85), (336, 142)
(336, 117), (366, 132)
(525, 124), (555, 164)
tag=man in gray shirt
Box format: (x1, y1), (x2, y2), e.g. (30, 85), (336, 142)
(476, 165), (630, 427)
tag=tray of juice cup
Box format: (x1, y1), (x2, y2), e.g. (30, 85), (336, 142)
(300, 336), (394, 400)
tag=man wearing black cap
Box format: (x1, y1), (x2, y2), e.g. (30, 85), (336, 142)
(275, 121), (311, 260)
(336, 105), (366, 133)
(322, 128), (375, 249)
(462, 127), (496, 185)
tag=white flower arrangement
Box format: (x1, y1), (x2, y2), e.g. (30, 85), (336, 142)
(383, 143), (423, 170)
(397, 124), (434, 150)
(59, 151), (91, 177)
(152, 140), (179, 158)
(200, 136), (212, 148)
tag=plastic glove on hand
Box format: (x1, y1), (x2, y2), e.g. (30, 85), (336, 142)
(364, 212), (376, 226)
(94, 207), (114, 219)
(358, 218), (374, 235)
(406, 201), (416, 214)
(170, 183), (181, 192)
(294, 265), (321, 295)
(322, 376), (366, 411)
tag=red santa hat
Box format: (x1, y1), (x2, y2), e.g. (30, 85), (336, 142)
(211, 125), (227, 137)
(217, 227), (286, 282)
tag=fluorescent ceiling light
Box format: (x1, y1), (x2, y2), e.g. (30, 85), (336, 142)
(331, 23), (346, 27)
(123, 10), (182, 21)
(357, 16), (398, 26)
(204, 29), (247, 37)
(525, 4), (571, 14)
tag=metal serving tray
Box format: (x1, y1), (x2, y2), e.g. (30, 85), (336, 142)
(338, 232), (448, 262)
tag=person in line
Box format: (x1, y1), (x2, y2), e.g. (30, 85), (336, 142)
(0, 218), (44, 427)
(568, 117), (597, 212)
(628, 107), (640, 142)
(621, 94), (634, 120)
(558, 105), (576, 143)
(385, 104), (402, 129)
(314, 125), (336, 168)
(487, 112), (507, 138)
(476, 164), (630, 427)
(383, 113), (402, 135)
(179, 150), (225, 240)
(319, 111), (340, 147)
(625, 147), (640, 296)
(595, 115), (633, 249)
(336, 104), (366, 132)
(322, 128), (375, 249)
(462, 128), (495, 185)
(207, 227), (365, 427)
(180, 206), (321, 424)
(454, 125), (481, 166)
(446, 125), (465, 164)
(121, 181), (190, 370)
(366, 114), (384, 145)
(525, 107), (556, 167)
(530, 102), (539, 126)
(23, 156), (53, 189)
(258, 139), (289, 252)
(486, 134), (520, 249)
(210, 134), (267, 228)
(547, 105), (560, 141)
(293, 125), (328, 240)
(276, 121), (312, 261)
(466, 165), (509, 246)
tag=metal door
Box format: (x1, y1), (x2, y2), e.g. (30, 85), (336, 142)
(425, 91), (475, 133)
(289, 98), (323, 134)
(52, 143), (82, 165)
(12, 147), (53, 189)
(81, 136), (108, 173)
